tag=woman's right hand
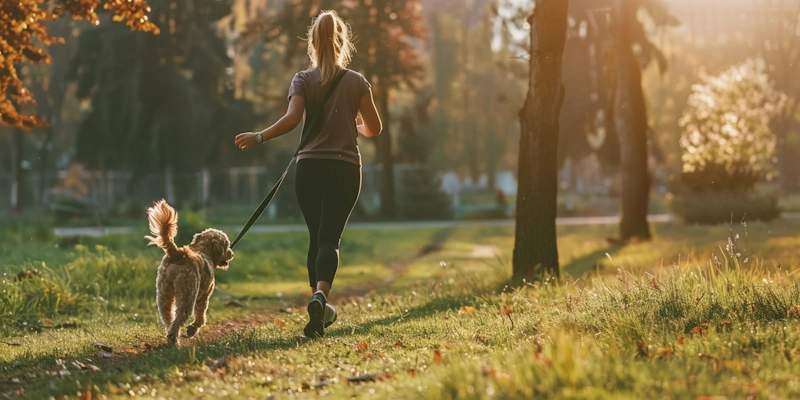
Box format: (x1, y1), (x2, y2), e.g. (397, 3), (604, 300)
(235, 132), (262, 151)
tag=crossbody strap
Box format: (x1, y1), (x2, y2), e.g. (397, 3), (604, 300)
(230, 68), (348, 249)
(295, 68), (348, 155)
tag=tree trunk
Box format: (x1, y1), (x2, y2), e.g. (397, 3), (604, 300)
(776, 103), (800, 193)
(38, 126), (54, 205)
(613, 0), (651, 242)
(11, 129), (25, 213)
(512, 0), (569, 282)
(375, 86), (396, 219)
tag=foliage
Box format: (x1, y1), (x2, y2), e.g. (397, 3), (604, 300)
(68, 0), (258, 196)
(0, 0), (157, 129)
(679, 59), (787, 193)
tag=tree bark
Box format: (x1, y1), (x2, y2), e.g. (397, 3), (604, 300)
(512, 0), (569, 282)
(613, 0), (652, 242)
(375, 86), (397, 219)
(11, 129), (25, 213)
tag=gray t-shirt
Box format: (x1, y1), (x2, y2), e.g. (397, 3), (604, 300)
(288, 67), (371, 166)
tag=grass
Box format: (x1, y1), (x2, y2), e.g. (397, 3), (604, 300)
(3, 217), (800, 398)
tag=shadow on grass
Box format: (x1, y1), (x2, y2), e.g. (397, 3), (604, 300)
(1, 285), (491, 399)
(561, 245), (623, 277)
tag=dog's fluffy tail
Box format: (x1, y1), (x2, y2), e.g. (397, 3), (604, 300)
(145, 199), (181, 259)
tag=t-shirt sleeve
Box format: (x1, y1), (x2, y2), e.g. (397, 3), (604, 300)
(358, 73), (372, 99)
(288, 72), (305, 100)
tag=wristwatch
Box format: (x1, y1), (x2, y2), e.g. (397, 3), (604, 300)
(255, 132), (264, 144)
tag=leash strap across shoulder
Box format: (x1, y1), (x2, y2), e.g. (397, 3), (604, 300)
(230, 69), (348, 249)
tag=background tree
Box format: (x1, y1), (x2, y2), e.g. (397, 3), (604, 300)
(612, 0), (651, 241)
(242, 0), (425, 218)
(1, 0), (156, 213)
(68, 0), (257, 205)
(611, 0), (677, 242)
(0, 0), (157, 129)
(513, 0), (569, 282)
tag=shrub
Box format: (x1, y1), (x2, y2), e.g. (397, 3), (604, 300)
(678, 58), (786, 193)
(667, 190), (780, 225)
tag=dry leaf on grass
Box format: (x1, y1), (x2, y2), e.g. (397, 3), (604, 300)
(498, 306), (514, 316)
(433, 349), (443, 365)
(656, 347), (673, 356)
(356, 342), (369, 352)
(394, 341), (404, 347)
(459, 306), (478, 315)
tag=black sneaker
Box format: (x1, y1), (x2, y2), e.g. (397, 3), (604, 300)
(323, 303), (337, 328)
(303, 292), (326, 338)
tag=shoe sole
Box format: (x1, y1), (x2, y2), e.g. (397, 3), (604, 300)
(323, 307), (337, 328)
(304, 298), (325, 338)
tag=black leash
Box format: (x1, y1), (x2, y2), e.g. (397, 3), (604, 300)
(230, 69), (348, 249)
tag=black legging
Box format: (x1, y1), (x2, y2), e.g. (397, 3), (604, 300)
(295, 158), (361, 289)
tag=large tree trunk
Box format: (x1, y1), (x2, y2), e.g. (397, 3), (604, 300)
(613, 0), (651, 242)
(777, 102), (800, 193)
(11, 129), (25, 213)
(512, 0), (569, 282)
(375, 86), (396, 219)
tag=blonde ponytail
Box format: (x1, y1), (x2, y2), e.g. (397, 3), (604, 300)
(307, 10), (354, 85)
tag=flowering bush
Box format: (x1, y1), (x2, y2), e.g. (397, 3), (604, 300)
(679, 58), (786, 193)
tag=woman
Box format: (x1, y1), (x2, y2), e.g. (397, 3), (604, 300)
(234, 10), (382, 338)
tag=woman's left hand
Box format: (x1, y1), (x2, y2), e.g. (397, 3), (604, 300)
(235, 132), (262, 151)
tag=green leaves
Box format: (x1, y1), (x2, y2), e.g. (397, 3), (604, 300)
(679, 58), (787, 193)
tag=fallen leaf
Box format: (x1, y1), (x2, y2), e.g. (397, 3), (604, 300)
(124, 348), (138, 355)
(499, 306), (514, 316)
(357, 342), (369, 352)
(656, 347), (673, 356)
(459, 306), (478, 315)
(394, 341), (403, 347)
(636, 341), (650, 357)
(92, 343), (113, 353)
(721, 320), (731, 326)
(407, 367), (416, 377)
(678, 336), (687, 345)
(433, 349), (443, 365)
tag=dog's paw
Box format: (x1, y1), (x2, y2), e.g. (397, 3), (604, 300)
(185, 325), (199, 338)
(167, 333), (179, 347)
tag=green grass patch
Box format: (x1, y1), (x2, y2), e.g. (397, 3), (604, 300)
(3, 218), (800, 398)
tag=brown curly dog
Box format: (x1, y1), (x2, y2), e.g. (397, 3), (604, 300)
(145, 199), (234, 346)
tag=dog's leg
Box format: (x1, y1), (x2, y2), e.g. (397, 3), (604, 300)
(156, 272), (175, 333)
(186, 284), (213, 338)
(168, 273), (199, 346)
